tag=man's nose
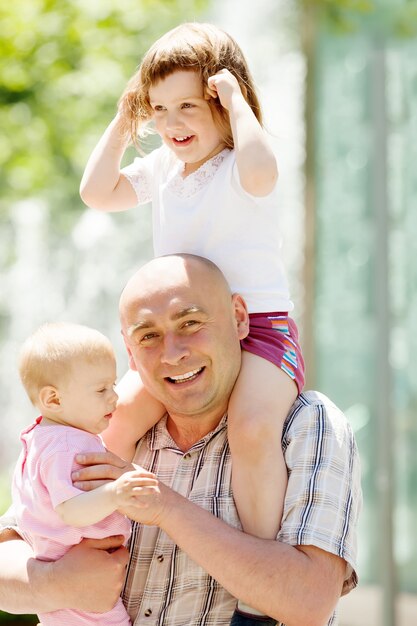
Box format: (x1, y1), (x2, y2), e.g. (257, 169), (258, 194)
(111, 388), (119, 404)
(160, 333), (189, 365)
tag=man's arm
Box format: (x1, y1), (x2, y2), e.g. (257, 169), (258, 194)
(73, 452), (346, 626)
(0, 532), (128, 615)
(124, 483), (345, 626)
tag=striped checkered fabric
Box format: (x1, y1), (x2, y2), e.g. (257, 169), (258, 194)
(123, 391), (361, 626)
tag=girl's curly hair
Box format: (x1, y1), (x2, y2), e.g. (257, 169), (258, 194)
(118, 22), (263, 148)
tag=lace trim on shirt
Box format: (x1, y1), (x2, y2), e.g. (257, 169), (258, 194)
(167, 148), (231, 199)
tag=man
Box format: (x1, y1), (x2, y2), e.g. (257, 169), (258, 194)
(0, 254), (361, 625)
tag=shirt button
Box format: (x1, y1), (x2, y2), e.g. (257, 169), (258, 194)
(157, 554), (164, 562)
(144, 608), (152, 617)
(183, 453), (191, 460)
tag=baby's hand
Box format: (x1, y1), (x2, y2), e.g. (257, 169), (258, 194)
(114, 469), (159, 511)
(207, 69), (245, 110)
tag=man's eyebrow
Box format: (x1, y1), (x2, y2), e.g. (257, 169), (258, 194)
(126, 306), (206, 337)
(126, 320), (153, 337)
(171, 306), (206, 320)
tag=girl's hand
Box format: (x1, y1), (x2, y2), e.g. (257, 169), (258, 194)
(207, 69), (245, 110)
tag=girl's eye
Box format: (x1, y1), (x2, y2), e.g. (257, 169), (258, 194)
(181, 103), (194, 109)
(153, 105), (165, 112)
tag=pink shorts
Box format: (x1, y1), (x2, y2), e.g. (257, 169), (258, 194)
(240, 312), (305, 394)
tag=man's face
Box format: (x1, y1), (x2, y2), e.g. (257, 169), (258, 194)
(121, 258), (248, 421)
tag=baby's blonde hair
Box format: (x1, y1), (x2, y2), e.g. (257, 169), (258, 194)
(118, 22), (263, 148)
(19, 322), (115, 406)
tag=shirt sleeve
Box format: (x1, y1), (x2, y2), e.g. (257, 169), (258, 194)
(230, 154), (279, 206)
(278, 391), (362, 595)
(40, 430), (106, 509)
(121, 146), (163, 205)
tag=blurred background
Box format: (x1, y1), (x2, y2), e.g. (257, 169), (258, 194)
(0, 0), (416, 624)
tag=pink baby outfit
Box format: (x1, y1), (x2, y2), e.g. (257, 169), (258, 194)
(12, 417), (132, 626)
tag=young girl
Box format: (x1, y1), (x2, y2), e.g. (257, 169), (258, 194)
(12, 322), (156, 626)
(80, 22), (304, 625)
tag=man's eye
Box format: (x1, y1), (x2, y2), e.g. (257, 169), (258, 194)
(183, 320), (199, 328)
(141, 333), (158, 342)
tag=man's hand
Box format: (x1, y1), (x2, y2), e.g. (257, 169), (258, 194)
(72, 450), (135, 490)
(48, 536), (128, 613)
(207, 68), (246, 110)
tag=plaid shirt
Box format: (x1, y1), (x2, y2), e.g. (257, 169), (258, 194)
(122, 391), (361, 626)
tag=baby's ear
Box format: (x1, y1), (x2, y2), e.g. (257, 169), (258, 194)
(38, 385), (61, 413)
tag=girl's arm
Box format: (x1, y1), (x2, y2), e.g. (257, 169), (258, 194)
(102, 368), (166, 462)
(79, 113), (138, 211)
(207, 69), (278, 197)
(55, 468), (157, 527)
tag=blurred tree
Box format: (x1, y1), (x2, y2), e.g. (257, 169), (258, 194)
(0, 0), (207, 233)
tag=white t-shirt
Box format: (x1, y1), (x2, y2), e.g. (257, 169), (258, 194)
(122, 146), (293, 313)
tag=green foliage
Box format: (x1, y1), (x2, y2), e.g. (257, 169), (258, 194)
(301, 0), (417, 36)
(301, 0), (374, 33)
(395, 1), (417, 37)
(0, 0), (207, 230)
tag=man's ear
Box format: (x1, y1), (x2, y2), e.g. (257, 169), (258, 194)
(232, 293), (250, 340)
(38, 385), (61, 413)
(122, 333), (138, 372)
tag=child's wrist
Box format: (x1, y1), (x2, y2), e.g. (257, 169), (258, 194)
(110, 114), (131, 147)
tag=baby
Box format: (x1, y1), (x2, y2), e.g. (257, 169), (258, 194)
(12, 322), (156, 626)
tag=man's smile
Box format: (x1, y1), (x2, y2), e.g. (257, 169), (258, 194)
(165, 367), (204, 384)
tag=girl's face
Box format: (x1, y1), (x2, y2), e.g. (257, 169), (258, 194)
(148, 70), (226, 175)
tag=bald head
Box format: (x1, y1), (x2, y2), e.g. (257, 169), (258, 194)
(119, 254), (232, 333)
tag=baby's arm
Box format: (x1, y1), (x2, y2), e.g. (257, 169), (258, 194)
(56, 468), (158, 527)
(79, 113), (138, 211)
(207, 69), (278, 196)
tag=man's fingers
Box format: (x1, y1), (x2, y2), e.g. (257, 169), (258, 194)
(81, 535), (126, 551)
(73, 463), (123, 479)
(75, 451), (127, 467)
(73, 478), (110, 491)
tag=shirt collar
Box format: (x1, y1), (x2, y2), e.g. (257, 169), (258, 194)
(145, 412), (228, 453)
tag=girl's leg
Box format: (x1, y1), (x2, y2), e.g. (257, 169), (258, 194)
(228, 350), (298, 539)
(102, 368), (165, 461)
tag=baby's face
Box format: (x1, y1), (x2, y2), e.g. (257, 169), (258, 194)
(57, 357), (118, 435)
